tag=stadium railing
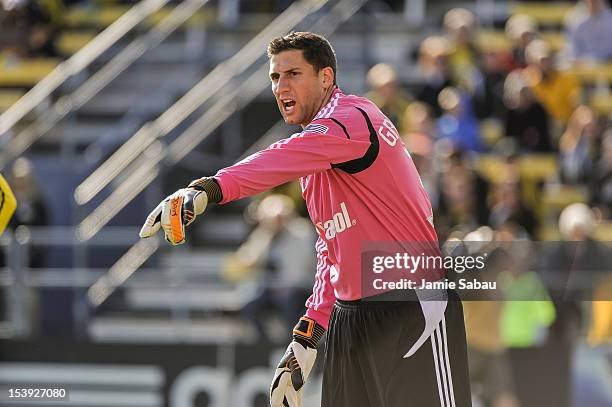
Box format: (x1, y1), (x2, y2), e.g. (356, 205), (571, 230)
(0, 0), (170, 137)
(0, 225), (307, 340)
(73, 0), (333, 209)
(0, 0), (213, 170)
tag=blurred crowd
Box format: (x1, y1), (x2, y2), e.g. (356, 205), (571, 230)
(361, 1), (612, 239)
(362, 2), (612, 406)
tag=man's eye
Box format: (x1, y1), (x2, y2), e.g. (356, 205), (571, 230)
(291, 71), (299, 76)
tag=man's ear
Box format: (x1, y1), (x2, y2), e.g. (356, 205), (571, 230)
(320, 67), (334, 87)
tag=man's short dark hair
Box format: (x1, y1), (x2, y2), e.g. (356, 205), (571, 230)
(267, 32), (337, 85)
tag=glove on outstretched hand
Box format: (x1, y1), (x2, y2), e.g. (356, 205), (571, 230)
(270, 316), (325, 407)
(139, 187), (207, 245)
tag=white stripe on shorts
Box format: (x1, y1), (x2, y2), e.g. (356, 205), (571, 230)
(431, 329), (446, 406)
(431, 320), (457, 407)
(441, 317), (457, 407)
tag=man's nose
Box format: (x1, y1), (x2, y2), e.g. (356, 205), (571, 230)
(276, 76), (290, 94)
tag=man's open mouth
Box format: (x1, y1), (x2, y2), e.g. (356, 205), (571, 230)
(282, 99), (296, 113)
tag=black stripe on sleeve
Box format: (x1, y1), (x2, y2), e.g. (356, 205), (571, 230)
(329, 118), (350, 139)
(330, 107), (379, 174)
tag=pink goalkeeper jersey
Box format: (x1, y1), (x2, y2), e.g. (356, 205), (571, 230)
(214, 87), (437, 329)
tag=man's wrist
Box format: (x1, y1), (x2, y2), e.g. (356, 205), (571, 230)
(188, 177), (223, 203)
(292, 316), (325, 349)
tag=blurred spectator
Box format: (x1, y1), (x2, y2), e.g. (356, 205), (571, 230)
(0, 0), (61, 59)
(444, 8), (507, 120)
(488, 181), (538, 239)
(503, 71), (553, 152)
(223, 194), (315, 342)
(365, 63), (411, 133)
(500, 268), (556, 347)
(522, 39), (580, 124)
(437, 86), (483, 152)
(590, 129), (612, 217)
(436, 149), (489, 239)
(588, 276), (612, 345)
(559, 105), (599, 184)
(504, 14), (538, 70)
(565, 0), (612, 62)
(544, 204), (609, 344)
(400, 101), (437, 204)
(416, 35), (454, 117)
(472, 49), (508, 120)
(0, 158), (47, 336)
(402, 100), (434, 139)
(462, 229), (521, 407)
(7, 157), (49, 268)
(443, 8), (480, 90)
(496, 228), (556, 348)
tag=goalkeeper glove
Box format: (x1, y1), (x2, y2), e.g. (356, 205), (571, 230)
(139, 177), (222, 245)
(270, 316), (325, 407)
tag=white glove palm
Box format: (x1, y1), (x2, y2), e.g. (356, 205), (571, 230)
(139, 188), (208, 245)
(270, 341), (317, 407)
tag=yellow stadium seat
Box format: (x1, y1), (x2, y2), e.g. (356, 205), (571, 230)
(590, 94), (612, 115)
(0, 90), (25, 112)
(65, 5), (130, 28)
(65, 5), (215, 29)
(57, 31), (97, 56)
(474, 154), (506, 184)
(594, 222), (612, 241)
(476, 31), (565, 53)
(539, 184), (588, 224)
(146, 8), (214, 26)
(570, 62), (612, 84)
(510, 2), (574, 25)
(474, 154), (558, 184)
(0, 58), (60, 87)
(539, 221), (612, 241)
(518, 154), (558, 181)
(475, 31), (512, 52)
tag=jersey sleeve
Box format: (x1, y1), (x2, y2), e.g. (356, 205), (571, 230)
(304, 237), (336, 330)
(213, 120), (370, 203)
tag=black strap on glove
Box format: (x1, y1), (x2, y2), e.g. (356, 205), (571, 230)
(292, 316), (325, 349)
(188, 177), (223, 203)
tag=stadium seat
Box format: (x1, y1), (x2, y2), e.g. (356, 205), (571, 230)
(0, 90), (25, 112)
(539, 221), (612, 240)
(65, 5), (131, 29)
(590, 94), (612, 116)
(570, 63), (612, 84)
(64, 5), (215, 30)
(474, 154), (558, 184)
(476, 31), (565, 53)
(539, 184), (589, 223)
(57, 31), (97, 56)
(0, 58), (60, 87)
(146, 8), (213, 26)
(510, 2), (574, 26)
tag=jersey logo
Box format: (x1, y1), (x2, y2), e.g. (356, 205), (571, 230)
(315, 202), (356, 240)
(304, 123), (329, 135)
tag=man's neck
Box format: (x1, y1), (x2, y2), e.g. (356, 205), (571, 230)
(302, 85), (337, 128)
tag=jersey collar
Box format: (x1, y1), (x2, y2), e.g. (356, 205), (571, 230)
(312, 86), (343, 122)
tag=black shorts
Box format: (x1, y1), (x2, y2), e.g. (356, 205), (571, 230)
(321, 289), (472, 407)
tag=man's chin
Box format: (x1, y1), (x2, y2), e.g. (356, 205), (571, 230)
(283, 116), (300, 125)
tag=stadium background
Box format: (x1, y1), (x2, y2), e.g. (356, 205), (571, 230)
(1, 0), (612, 406)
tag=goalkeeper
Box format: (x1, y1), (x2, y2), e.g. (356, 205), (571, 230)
(141, 32), (471, 407)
